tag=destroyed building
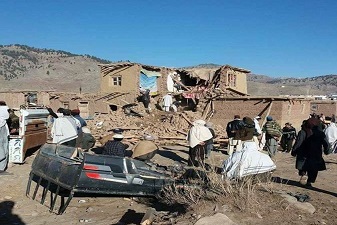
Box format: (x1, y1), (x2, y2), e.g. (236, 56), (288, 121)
(1, 62), (333, 139)
(98, 62), (250, 108)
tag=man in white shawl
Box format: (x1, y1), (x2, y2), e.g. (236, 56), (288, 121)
(162, 93), (173, 112)
(223, 116), (276, 180)
(0, 101), (10, 172)
(324, 117), (337, 153)
(187, 119), (213, 167)
(51, 109), (79, 147)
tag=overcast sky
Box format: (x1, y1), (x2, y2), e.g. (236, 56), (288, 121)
(1, 0), (337, 77)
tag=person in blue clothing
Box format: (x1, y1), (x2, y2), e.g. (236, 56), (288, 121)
(71, 109), (87, 127)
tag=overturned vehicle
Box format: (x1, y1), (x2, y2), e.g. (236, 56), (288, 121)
(26, 143), (176, 214)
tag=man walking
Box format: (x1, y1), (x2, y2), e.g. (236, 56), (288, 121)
(262, 116), (282, 157)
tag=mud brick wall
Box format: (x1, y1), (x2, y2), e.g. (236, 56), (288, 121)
(37, 92), (51, 106)
(100, 64), (139, 94)
(211, 99), (311, 135)
(310, 101), (337, 118)
(0, 92), (26, 108)
(280, 100), (311, 130)
(211, 99), (275, 130)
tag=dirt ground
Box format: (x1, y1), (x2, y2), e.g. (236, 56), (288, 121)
(1, 144), (337, 225)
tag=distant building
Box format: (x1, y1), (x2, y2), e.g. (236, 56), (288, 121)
(328, 94), (337, 100)
(313, 95), (327, 100)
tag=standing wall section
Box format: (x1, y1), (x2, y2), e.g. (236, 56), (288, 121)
(0, 92), (26, 108)
(211, 98), (311, 136)
(310, 101), (337, 117)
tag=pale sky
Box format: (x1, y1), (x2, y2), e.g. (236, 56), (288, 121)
(1, 0), (337, 77)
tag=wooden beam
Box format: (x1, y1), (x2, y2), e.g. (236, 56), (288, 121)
(180, 113), (193, 125)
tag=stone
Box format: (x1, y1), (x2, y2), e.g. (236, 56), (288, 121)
(141, 208), (156, 224)
(194, 213), (238, 225)
(293, 202), (316, 214)
(4, 196), (12, 200)
(281, 193), (316, 214)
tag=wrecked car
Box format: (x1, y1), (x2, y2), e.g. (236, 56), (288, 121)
(26, 143), (174, 214)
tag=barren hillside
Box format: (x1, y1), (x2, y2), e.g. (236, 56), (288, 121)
(247, 74), (337, 96)
(0, 44), (110, 93)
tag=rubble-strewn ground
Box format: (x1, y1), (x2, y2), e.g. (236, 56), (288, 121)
(1, 108), (337, 225)
(1, 145), (337, 225)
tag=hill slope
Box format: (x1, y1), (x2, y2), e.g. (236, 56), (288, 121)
(0, 44), (110, 92)
(247, 74), (337, 96)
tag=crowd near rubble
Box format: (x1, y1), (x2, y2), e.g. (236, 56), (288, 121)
(1, 96), (337, 224)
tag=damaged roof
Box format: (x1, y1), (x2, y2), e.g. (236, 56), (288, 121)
(99, 62), (169, 77)
(99, 62), (251, 81)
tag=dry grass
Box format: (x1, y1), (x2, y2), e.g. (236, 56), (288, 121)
(159, 161), (275, 212)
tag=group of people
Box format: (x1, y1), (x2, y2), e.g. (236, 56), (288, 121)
(48, 107), (95, 151)
(139, 90), (181, 113)
(223, 113), (335, 187)
(223, 116), (277, 179)
(226, 114), (298, 158)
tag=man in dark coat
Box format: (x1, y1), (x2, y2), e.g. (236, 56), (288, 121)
(292, 118), (329, 187)
(226, 115), (243, 138)
(141, 89), (151, 113)
(280, 122), (296, 153)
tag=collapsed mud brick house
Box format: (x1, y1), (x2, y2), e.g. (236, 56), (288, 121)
(98, 62), (250, 108)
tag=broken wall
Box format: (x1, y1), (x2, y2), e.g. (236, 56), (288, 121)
(48, 93), (110, 117)
(216, 67), (248, 94)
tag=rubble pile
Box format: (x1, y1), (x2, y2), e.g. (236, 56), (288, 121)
(85, 105), (225, 146)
